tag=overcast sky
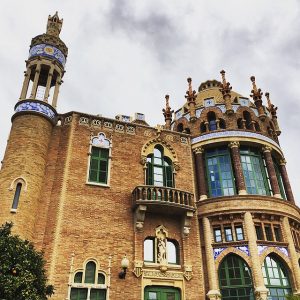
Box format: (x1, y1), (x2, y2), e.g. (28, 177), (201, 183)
(0, 0), (299, 205)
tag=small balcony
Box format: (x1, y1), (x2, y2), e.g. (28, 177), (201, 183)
(132, 185), (195, 214)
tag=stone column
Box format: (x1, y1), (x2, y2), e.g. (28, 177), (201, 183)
(279, 159), (295, 204)
(52, 74), (61, 109)
(203, 217), (221, 300)
(44, 64), (55, 102)
(229, 142), (247, 195)
(244, 212), (269, 300)
(194, 147), (207, 200)
(282, 217), (300, 295)
(29, 62), (41, 99)
(262, 146), (281, 198)
(19, 67), (32, 100)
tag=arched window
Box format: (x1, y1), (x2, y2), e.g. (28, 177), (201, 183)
(11, 183), (22, 210)
(243, 111), (252, 129)
(167, 240), (179, 264)
(237, 118), (244, 129)
(146, 146), (174, 188)
(88, 133), (111, 185)
(254, 122), (260, 132)
(219, 254), (254, 300)
(184, 128), (191, 134)
(143, 237), (180, 265)
(219, 119), (226, 129)
(240, 147), (270, 195)
(177, 123), (183, 132)
(207, 112), (217, 131)
(262, 255), (292, 299)
(70, 261), (107, 300)
(200, 122), (206, 133)
(205, 148), (236, 197)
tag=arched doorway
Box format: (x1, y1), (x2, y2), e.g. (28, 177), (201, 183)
(219, 254), (254, 299)
(262, 254), (292, 299)
(144, 286), (180, 300)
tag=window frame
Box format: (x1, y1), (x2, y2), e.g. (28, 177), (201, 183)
(146, 145), (174, 188)
(86, 133), (111, 187)
(240, 147), (270, 196)
(70, 260), (107, 300)
(205, 147), (236, 198)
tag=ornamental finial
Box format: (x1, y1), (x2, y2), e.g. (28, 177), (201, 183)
(162, 94), (174, 130)
(250, 76), (263, 101)
(185, 77), (196, 101)
(220, 70), (232, 96)
(46, 12), (63, 37)
(265, 92), (278, 116)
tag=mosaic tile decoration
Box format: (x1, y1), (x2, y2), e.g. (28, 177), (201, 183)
(218, 105), (226, 113)
(232, 104), (240, 112)
(250, 107), (259, 117)
(214, 247), (226, 260)
(183, 113), (190, 121)
(236, 246), (250, 256)
(276, 247), (289, 257)
(15, 101), (56, 119)
(258, 245), (268, 255)
(196, 108), (203, 118)
(29, 44), (66, 66)
(91, 133), (110, 148)
(191, 130), (279, 147)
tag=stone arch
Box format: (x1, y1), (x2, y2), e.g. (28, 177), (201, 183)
(236, 106), (259, 122)
(141, 138), (179, 169)
(9, 177), (28, 192)
(215, 247), (252, 270)
(259, 247), (292, 272)
(199, 106), (224, 121)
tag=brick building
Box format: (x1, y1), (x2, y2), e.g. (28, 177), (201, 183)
(0, 13), (300, 300)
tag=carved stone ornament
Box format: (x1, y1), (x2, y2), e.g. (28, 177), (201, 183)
(134, 205), (147, 231)
(262, 145), (272, 153)
(140, 155), (147, 166)
(144, 129), (153, 137)
(133, 260), (143, 278)
(143, 270), (183, 279)
(184, 265), (193, 281)
(173, 162), (180, 172)
(165, 134), (174, 142)
(228, 141), (240, 148)
(155, 225), (168, 267)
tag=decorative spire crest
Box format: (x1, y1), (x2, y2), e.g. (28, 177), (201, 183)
(162, 95), (174, 130)
(250, 76), (263, 101)
(185, 78), (196, 102)
(46, 12), (63, 37)
(265, 92), (277, 115)
(219, 70), (232, 96)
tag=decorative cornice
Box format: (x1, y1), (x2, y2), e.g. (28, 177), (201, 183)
(228, 141), (240, 149)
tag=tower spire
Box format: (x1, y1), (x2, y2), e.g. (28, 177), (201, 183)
(162, 95), (174, 130)
(185, 77), (197, 122)
(46, 12), (63, 37)
(250, 76), (266, 121)
(220, 70), (233, 114)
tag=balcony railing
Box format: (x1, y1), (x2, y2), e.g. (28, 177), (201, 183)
(132, 185), (195, 213)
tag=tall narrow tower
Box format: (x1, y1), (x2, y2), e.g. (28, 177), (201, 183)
(0, 12), (68, 240)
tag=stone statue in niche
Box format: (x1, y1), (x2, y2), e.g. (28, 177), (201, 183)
(157, 236), (167, 264)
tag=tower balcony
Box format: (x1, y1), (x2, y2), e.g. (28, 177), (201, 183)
(132, 185), (196, 235)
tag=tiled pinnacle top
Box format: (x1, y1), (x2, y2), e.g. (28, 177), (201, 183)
(192, 130), (279, 147)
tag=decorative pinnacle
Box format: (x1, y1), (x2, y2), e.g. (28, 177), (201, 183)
(219, 70), (232, 95)
(185, 77), (196, 102)
(265, 92), (277, 116)
(250, 76), (263, 101)
(162, 94), (174, 121)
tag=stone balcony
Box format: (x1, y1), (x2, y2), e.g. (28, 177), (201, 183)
(132, 185), (195, 235)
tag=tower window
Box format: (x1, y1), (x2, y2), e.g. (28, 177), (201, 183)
(205, 148), (235, 197)
(235, 226), (244, 241)
(146, 145), (174, 188)
(207, 112), (217, 131)
(214, 228), (222, 243)
(240, 148), (269, 196)
(224, 226), (233, 242)
(11, 183), (22, 210)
